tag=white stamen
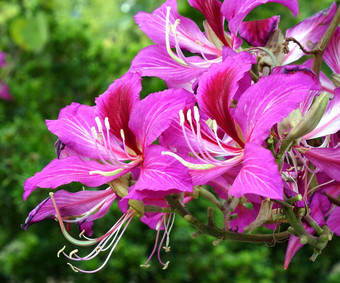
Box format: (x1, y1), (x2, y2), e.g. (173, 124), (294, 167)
(95, 117), (103, 133)
(193, 106), (200, 123)
(91, 127), (98, 140)
(57, 246), (66, 258)
(120, 129), (125, 140)
(104, 117), (110, 131)
(186, 109), (192, 123)
(179, 110), (185, 126)
(162, 151), (215, 169)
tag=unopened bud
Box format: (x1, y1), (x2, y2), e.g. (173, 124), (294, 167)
(331, 73), (340, 87)
(300, 235), (308, 245)
(279, 92), (329, 156)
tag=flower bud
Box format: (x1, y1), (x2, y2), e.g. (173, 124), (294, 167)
(331, 73), (340, 87)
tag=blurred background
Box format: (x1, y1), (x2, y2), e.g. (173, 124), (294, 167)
(0, 0), (339, 282)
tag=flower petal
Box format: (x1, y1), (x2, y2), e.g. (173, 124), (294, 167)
(128, 145), (192, 200)
(197, 52), (253, 146)
(238, 16), (280, 47)
(135, 0), (220, 56)
(95, 72), (142, 153)
(302, 147), (340, 181)
(129, 45), (208, 88)
(327, 207), (340, 236)
(284, 3), (337, 65)
(188, 0), (229, 47)
(234, 68), (320, 144)
(23, 156), (129, 200)
(229, 143), (283, 199)
(21, 189), (115, 230)
(222, 0), (298, 35)
(324, 27), (340, 74)
(129, 88), (196, 149)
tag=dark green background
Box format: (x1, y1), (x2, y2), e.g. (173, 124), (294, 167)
(0, 0), (339, 282)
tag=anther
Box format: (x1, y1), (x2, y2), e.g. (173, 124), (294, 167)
(104, 117), (110, 131)
(162, 261), (170, 270)
(120, 129), (125, 140)
(91, 127), (98, 140)
(186, 109), (192, 123)
(163, 246), (171, 252)
(79, 230), (85, 238)
(67, 263), (79, 273)
(212, 120), (218, 133)
(95, 117), (103, 133)
(140, 264), (151, 268)
(179, 110), (185, 126)
(69, 249), (79, 258)
(57, 246), (66, 258)
(193, 106), (200, 123)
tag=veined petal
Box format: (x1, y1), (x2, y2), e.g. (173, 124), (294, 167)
(324, 27), (340, 74)
(129, 88), (196, 149)
(238, 16), (280, 47)
(128, 145), (192, 199)
(197, 52), (253, 146)
(187, 0), (229, 47)
(95, 72), (141, 153)
(46, 103), (105, 160)
(129, 45), (207, 88)
(135, 0), (220, 56)
(284, 3), (337, 65)
(229, 143), (283, 199)
(302, 147), (340, 181)
(21, 188), (115, 230)
(23, 156), (130, 200)
(221, 0), (298, 35)
(327, 207), (340, 236)
(304, 88), (340, 139)
(235, 69), (320, 144)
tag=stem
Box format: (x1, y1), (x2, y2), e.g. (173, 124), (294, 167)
(197, 186), (225, 212)
(165, 194), (290, 243)
(312, 5), (340, 76)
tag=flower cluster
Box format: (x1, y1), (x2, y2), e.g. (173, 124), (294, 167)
(22, 0), (340, 272)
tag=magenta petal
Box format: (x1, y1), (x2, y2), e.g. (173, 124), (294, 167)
(222, 0), (298, 35)
(283, 235), (303, 269)
(95, 72), (141, 153)
(324, 27), (340, 74)
(46, 103), (107, 160)
(129, 145), (192, 199)
(0, 52), (6, 67)
(238, 16), (280, 47)
(235, 69), (319, 144)
(229, 143), (283, 200)
(188, 0), (229, 47)
(327, 207), (340, 236)
(197, 52), (253, 146)
(21, 188), (115, 230)
(302, 147), (340, 181)
(23, 156), (127, 200)
(135, 0), (219, 56)
(129, 45), (207, 88)
(129, 88), (196, 149)
(0, 82), (13, 101)
(284, 3), (337, 64)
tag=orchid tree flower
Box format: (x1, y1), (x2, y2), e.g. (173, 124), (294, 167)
(324, 26), (340, 87)
(24, 72), (193, 202)
(130, 0), (299, 89)
(161, 53), (320, 200)
(0, 52), (12, 101)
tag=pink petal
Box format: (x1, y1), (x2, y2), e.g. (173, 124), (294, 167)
(284, 3), (337, 65)
(135, 0), (220, 56)
(324, 27), (340, 74)
(188, 0), (229, 47)
(222, 0), (298, 35)
(129, 45), (207, 88)
(23, 156), (131, 200)
(95, 72), (141, 153)
(128, 145), (192, 199)
(129, 88), (196, 149)
(229, 143), (283, 200)
(235, 69), (320, 144)
(238, 16), (280, 47)
(327, 207), (340, 236)
(197, 52), (253, 146)
(302, 147), (340, 181)
(21, 188), (115, 230)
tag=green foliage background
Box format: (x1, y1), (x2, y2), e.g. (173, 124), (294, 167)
(0, 0), (339, 282)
